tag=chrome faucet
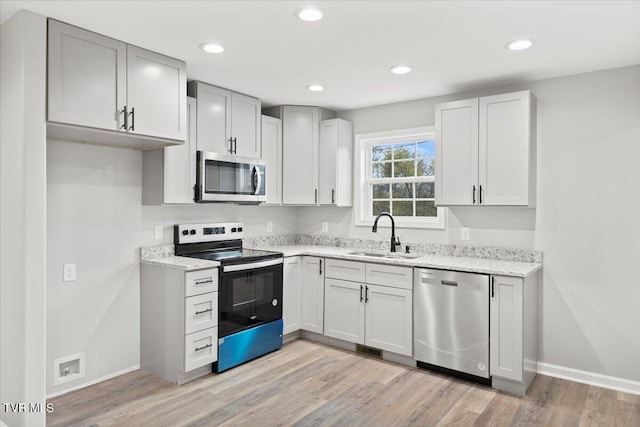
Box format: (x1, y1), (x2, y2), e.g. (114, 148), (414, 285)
(372, 212), (401, 252)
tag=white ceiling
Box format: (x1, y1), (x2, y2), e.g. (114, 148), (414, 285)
(2, 1), (639, 111)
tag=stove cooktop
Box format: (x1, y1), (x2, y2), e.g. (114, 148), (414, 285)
(182, 248), (282, 265)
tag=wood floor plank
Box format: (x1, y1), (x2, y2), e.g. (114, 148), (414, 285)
(46, 339), (640, 427)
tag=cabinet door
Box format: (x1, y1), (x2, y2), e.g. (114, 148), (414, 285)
(319, 119), (354, 206)
(48, 20), (127, 131)
(126, 45), (186, 141)
(364, 284), (412, 356)
(435, 98), (479, 206)
(324, 278), (365, 344)
(490, 276), (523, 382)
(479, 91), (531, 206)
(163, 97), (196, 204)
(283, 257), (301, 335)
(194, 83), (232, 154)
(261, 115), (283, 205)
(231, 93), (261, 158)
(318, 119), (337, 205)
(300, 257), (324, 334)
(282, 106), (319, 205)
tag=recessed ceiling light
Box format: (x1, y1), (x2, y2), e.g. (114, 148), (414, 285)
(296, 8), (326, 22)
(200, 43), (225, 54)
(306, 84), (324, 92)
(389, 65), (413, 75)
(505, 38), (535, 51)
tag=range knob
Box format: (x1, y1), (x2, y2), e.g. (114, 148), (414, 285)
(182, 230), (189, 236)
(190, 230), (196, 235)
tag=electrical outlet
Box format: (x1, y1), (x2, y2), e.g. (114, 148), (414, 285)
(322, 222), (329, 233)
(63, 264), (76, 282)
(154, 225), (163, 240)
(460, 227), (470, 241)
(267, 221), (273, 232)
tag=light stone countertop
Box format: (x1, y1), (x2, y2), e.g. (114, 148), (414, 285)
(140, 244), (219, 271)
(246, 244), (542, 278)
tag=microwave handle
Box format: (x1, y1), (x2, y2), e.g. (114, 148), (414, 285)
(252, 165), (262, 195)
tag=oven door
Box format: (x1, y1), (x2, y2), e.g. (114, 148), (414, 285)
(196, 151), (266, 203)
(218, 258), (283, 338)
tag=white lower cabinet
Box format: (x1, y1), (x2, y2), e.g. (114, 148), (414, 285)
(489, 273), (539, 395)
(364, 284), (412, 355)
(140, 265), (218, 384)
(301, 256), (325, 334)
(324, 259), (413, 357)
(283, 256), (302, 335)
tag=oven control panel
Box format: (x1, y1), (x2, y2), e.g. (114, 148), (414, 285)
(174, 222), (244, 244)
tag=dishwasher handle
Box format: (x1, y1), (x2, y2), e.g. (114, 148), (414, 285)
(441, 280), (458, 287)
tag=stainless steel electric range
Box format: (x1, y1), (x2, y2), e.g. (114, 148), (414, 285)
(174, 222), (284, 372)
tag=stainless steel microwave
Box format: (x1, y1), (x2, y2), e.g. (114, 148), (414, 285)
(196, 151), (266, 203)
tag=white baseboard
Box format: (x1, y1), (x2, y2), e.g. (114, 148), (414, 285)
(538, 362), (640, 396)
(46, 364), (140, 399)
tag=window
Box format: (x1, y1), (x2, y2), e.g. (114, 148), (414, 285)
(355, 127), (445, 229)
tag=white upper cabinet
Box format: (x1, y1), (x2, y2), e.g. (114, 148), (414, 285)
(48, 19), (126, 131)
(126, 46), (187, 141)
(319, 119), (354, 206)
(261, 115), (283, 205)
(231, 93), (261, 158)
(47, 19), (186, 148)
(262, 105), (336, 205)
(435, 90), (533, 207)
(188, 81), (261, 158)
(142, 97), (197, 205)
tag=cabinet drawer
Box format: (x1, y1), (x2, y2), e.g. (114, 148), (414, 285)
(185, 292), (218, 334)
(365, 264), (412, 290)
(184, 327), (217, 372)
(185, 268), (218, 297)
(325, 259), (365, 282)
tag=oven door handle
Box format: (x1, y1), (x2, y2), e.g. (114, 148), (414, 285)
(223, 257), (283, 273)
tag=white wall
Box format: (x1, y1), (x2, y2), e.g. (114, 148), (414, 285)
(46, 140), (297, 396)
(0, 10), (47, 427)
(300, 65), (640, 384)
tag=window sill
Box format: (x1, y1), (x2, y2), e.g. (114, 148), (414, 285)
(355, 213), (446, 230)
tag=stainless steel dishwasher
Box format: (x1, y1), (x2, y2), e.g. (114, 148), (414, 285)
(414, 268), (490, 384)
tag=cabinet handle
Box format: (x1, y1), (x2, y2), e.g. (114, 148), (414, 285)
(319, 259), (323, 275)
(120, 106), (128, 130)
(195, 279), (213, 286)
(228, 137), (233, 154)
(365, 286), (369, 303)
(360, 285), (363, 302)
(479, 185), (483, 204)
(331, 188), (335, 204)
(472, 185), (476, 204)
(491, 277), (495, 298)
(194, 343), (212, 352)
(233, 137), (237, 154)
(195, 308), (213, 315)
(128, 107), (135, 131)
(315, 188), (318, 204)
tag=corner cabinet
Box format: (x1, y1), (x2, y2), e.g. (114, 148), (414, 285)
(435, 90), (534, 207)
(490, 272), (540, 395)
(47, 19), (186, 149)
(188, 81), (261, 158)
(319, 119), (354, 206)
(323, 259), (413, 357)
(142, 97), (197, 205)
(262, 106), (336, 205)
(300, 256), (325, 334)
(261, 115), (283, 205)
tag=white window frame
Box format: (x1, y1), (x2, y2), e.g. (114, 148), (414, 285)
(354, 126), (446, 229)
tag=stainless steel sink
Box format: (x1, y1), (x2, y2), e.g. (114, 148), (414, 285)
(349, 251), (420, 260)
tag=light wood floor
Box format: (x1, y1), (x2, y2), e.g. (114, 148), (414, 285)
(47, 339), (640, 427)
